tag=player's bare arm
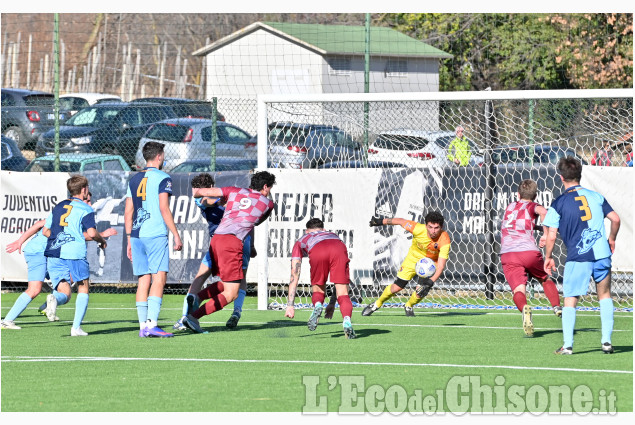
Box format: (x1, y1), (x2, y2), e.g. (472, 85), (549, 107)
(285, 259), (302, 319)
(606, 211), (621, 253)
(86, 227), (107, 250)
(430, 257), (447, 282)
(84, 228), (117, 241)
(199, 196), (221, 208)
(6, 219), (45, 254)
(42, 227), (51, 238)
(369, 216), (407, 226)
(543, 226), (558, 275)
(192, 187), (223, 198)
(159, 192), (183, 251)
(124, 197), (134, 261)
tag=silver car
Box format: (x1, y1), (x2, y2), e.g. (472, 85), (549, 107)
(135, 118), (252, 171)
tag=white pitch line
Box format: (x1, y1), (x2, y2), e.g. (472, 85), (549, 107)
(1, 355), (631, 375)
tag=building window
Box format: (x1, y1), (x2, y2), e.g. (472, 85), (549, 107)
(386, 59), (407, 77)
(328, 57), (352, 76)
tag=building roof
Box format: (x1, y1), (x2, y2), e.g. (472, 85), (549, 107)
(193, 21), (452, 59)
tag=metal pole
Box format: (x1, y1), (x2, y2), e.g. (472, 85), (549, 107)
(53, 14), (60, 172)
(363, 13), (370, 167)
(210, 97), (217, 172)
(483, 99), (496, 300)
(528, 99), (535, 166)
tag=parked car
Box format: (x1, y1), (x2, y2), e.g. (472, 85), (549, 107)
(171, 157), (257, 173)
(25, 153), (131, 172)
(491, 145), (588, 166)
(367, 129), (484, 167)
(318, 160), (411, 169)
(134, 118), (252, 172)
(1, 88), (69, 148)
(131, 97), (225, 121)
(246, 122), (362, 169)
(59, 92), (122, 116)
(1, 135), (29, 171)
(35, 101), (177, 165)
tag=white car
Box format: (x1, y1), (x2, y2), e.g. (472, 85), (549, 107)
(135, 118), (253, 172)
(59, 93), (122, 116)
(367, 129), (483, 167)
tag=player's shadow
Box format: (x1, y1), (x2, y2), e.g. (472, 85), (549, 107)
(570, 345), (633, 355)
(84, 320), (149, 335)
(528, 329), (562, 338)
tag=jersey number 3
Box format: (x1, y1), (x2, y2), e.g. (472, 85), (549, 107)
(574, 196), (592, 221)
(59, 205), (73, 227)
(137, 177), (148, 201)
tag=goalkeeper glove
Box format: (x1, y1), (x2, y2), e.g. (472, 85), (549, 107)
(369, 216), (383, 227)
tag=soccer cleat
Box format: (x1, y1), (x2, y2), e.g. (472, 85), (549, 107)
(361, 303), (378, 317)
(70, 327), (88, 336)
(226, 311), (241, 329)
(143, 326), (174, 338)
(343, 318), (356, 339)
(522, 305), (534, 337)
(44, 294), (59, 322)
(404, 306), (415, 317)
(307, 303), (323, 331)
(186, 293), (198, 316)
(601, 342), (614, 354)
(173, 316), (187, 331)
(553, 305), (563, 318)
(1, 320), (21, 330)
(183, 314), (204, 333)
(37, 302), (47, 315)
(554, 346), (573, 355)
(139, 328), (147, 338)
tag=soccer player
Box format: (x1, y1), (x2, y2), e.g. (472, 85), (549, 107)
(284, 218), (356, 339)
(173, 173), (255, 330)
(182, 171), (276, 333)
(543, 156), (621, 355)
(125, 142), (183, 338)
(41, 175), (107, 336)
(362, 211), (450, 317)
(500, 179), (562, 337)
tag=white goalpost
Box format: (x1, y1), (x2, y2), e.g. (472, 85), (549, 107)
(255, 89), (633, 312)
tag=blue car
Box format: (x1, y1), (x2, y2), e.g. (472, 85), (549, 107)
(1, 135), (30, 171)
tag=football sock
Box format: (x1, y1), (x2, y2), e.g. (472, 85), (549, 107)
(542, 279), (561, 307)
(38, 301), (47, 311)
(512, 292), (527, 312)
(147, 296), (162, 323)
(312, 292), (325, 306)
(136, 301), (148, 326)
(337, 295), (353, 319)
(5, 292), (33, 322)
(599, 298), (614, 344)
(72, 293), (89, 329)
(194, 294), (228, 318)
(405, 292), (422, 308)
(562, 306), (576, 348)
(233, 289), (246, 313)
(54, 290), (69, 306)
(376, 285), (395, 308)
(198, 282), (224, 301)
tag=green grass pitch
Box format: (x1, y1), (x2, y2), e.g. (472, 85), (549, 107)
(1, 293), (632, 413)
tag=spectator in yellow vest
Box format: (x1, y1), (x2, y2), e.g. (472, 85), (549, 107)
(447, 126), (472, 166)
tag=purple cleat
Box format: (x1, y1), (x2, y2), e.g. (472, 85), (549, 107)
(143, 326), (174, 338)
(139, 328), (147, 338)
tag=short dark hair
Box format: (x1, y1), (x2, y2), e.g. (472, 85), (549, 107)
(557, 156), (582, 182)
(142, 142), (165, 162)
(67, 175), (88, 196)
(518, 179), (538, 201)
(191, 173), (214, 189)
(424, 211), (445, 227)
(250, 171), (276, 191)
(306, 218), (324, 229)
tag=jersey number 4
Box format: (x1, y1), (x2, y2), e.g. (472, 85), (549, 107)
(574, 195), (592, 221)
(59, 205), (73, 227)
(137, 177), (148, 201)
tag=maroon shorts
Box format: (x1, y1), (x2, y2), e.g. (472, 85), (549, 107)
(308, 239), (350, 286)
(501, 251), (548, 291)
(210, 234), (244, 283)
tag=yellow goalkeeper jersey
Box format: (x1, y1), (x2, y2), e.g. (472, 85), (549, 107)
(401, 220), (451, 263)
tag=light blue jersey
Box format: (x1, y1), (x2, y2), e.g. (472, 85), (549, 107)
(126, 167), (172, 238)
(22, 230), (48, 255)
(44, 197), (96, 260)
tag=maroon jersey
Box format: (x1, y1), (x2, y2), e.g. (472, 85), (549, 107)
(291, 231), (342, 260)
(500, 200), (540, 254)
(214, 187), (274, 241)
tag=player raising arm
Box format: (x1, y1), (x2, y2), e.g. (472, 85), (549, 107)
(363, 211), (450, 317)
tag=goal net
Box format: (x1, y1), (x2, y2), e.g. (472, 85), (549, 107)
(256, 89), (633, 312)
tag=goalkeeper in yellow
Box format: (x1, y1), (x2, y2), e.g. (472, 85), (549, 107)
(363, 211), (451, 317)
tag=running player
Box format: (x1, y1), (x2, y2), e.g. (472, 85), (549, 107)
(284, 218), (355, 339)
(42, 175), (107, 336)
(500, 179), (562, 337)
(125, 142), (183, 338)
(182, 171), (276, 333)
(363, 211), (451, 317)
(543, 157), (621, 355)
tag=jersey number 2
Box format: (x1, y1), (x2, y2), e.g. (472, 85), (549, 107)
(137, 177), (148, 201)
(574, 196), (592, 221)
(59, 205), (73, 227)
